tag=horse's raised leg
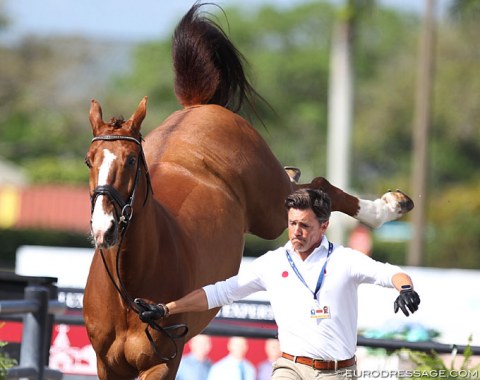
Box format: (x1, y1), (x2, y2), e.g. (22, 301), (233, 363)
(288, 170), (414, 228)
(355, 188), (414, 228)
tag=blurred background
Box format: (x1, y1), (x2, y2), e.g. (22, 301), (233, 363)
(1, 0), (480, 377)
(1, 0), (479, 269)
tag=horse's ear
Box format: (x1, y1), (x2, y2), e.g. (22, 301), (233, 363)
(89, 99), (104, 134)
(128, 97), (148, 134)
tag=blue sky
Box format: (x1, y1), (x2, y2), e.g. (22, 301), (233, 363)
(2, 0), (317, 42)
(2, 0), (438, 43)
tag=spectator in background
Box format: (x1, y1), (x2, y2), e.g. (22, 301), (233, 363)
(207, 336), (256, 380)
(176, 334), (213, 380)
(347, 224), (372, 256)
(257, 338), (281, 380)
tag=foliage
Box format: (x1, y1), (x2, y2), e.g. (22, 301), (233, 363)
(0, 228), (92, 270)
(104, 40), (179, 133)
(219, 3), (336, 175)
(243, 232), (288, 258)
(449, 0), (480, 25)
(371, 240), (407, 266)
(0, 36), (131, 183)
(0, 0), (8, 32)
(23, 157), (88, 185)
(402, 336), (480, 379)
(0, 324), (17, 379)
(1, 1), (480, 268)
(425, 180), (480, 268)
(372, 178), (480, 268)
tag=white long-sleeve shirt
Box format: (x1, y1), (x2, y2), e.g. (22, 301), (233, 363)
(203, 236), (403, 360)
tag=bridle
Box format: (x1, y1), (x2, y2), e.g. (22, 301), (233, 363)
(90, 135), (150, 225)
(89, 134), (187, 360)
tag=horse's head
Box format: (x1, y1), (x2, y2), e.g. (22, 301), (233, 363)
(86, 97), (149, 248)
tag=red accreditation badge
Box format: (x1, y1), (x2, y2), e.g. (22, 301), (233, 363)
(310, 305), (331, 319)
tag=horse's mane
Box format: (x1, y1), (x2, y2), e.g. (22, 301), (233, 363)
(172, 3), (265, 116)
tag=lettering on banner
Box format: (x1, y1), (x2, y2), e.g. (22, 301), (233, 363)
(218, 301), (275, 321)
(49, 325), (97, 375)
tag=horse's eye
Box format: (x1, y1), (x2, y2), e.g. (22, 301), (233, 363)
(127, 156), (136, 166)
(85, 158), (92, 168)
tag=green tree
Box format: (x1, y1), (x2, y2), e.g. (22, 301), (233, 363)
(2, 1), (480, 268)
(0, 36), (134, 184)
(425, 180), (480, 268)
(0, 323), (17, 379)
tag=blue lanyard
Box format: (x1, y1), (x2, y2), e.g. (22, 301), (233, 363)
(286, 242), (333, 300)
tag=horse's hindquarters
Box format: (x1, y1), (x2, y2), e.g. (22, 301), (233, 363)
(145, 105), (293, 239)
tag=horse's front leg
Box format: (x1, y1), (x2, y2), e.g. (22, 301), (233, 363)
(297, 176), (414, 228)
(139, 360), (180, 380)
(95, 356), (137, 380)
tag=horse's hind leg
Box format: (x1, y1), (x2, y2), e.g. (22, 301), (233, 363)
(295, 176), (360, 217)
(355, 188), (414, 228)
(295, 176), (414, 229)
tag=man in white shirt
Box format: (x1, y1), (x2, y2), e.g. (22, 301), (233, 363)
(138, 189), (420, 380)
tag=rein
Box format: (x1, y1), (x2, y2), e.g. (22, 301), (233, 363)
(90, 134), (188, 360)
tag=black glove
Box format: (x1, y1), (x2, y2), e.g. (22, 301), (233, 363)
(134, 298), (169, 323)
(394, 286), (420, 317)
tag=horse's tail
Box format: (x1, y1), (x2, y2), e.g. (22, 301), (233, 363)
(172, 3), (260, 113)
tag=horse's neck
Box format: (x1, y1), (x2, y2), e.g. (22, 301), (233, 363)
(124, 196), (165, 260)
(118, 195), (188, 285)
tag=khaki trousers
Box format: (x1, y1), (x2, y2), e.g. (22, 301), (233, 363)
(271, 357), (357, 380)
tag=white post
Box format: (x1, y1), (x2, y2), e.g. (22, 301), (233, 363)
(327, 21), (354, 244)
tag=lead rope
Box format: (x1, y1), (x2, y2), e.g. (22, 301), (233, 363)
(92, 134), (188, 360)
(98, 219), (188, 361)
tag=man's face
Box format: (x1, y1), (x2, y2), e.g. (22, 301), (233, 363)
(288, 208), (328, 257)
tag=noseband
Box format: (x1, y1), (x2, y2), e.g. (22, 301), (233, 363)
(89, 134), (187, 360)
(90, 135), (151, 226)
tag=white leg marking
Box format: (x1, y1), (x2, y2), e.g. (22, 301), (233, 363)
(356, 195), (404, 229)
(91, 149), (117, 243)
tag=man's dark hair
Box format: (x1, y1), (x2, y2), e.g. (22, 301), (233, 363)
(285, 189), (331, 222)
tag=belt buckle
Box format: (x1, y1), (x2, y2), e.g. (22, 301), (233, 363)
(312, 359), (324, 370)
(313, 359), (336, 371)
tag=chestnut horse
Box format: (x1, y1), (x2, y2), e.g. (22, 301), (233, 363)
(83, 4), (413, 380)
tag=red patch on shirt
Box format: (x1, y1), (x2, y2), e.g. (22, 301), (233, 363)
(282, 271), (289, 278)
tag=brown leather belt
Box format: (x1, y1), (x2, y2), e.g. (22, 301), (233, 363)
(281, 352), (356, 370)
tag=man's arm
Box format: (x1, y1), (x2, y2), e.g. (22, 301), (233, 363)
(391, 272), (414, 291)
(137, 268), (262, 322)
(166, 288), (209, 315)
(135, 288), (209, 322)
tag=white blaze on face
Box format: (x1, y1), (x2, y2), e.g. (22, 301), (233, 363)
(91, 149), (117, 244)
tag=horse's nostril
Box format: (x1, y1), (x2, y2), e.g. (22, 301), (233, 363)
(91, 218), (118, 248)
(103, 221), (119, 247)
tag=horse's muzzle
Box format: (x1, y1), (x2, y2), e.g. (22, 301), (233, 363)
(91, 216), (119, 249)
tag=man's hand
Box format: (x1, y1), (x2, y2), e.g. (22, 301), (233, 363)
(134, 298), (169, 323)
(394, 287), (420, 317)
